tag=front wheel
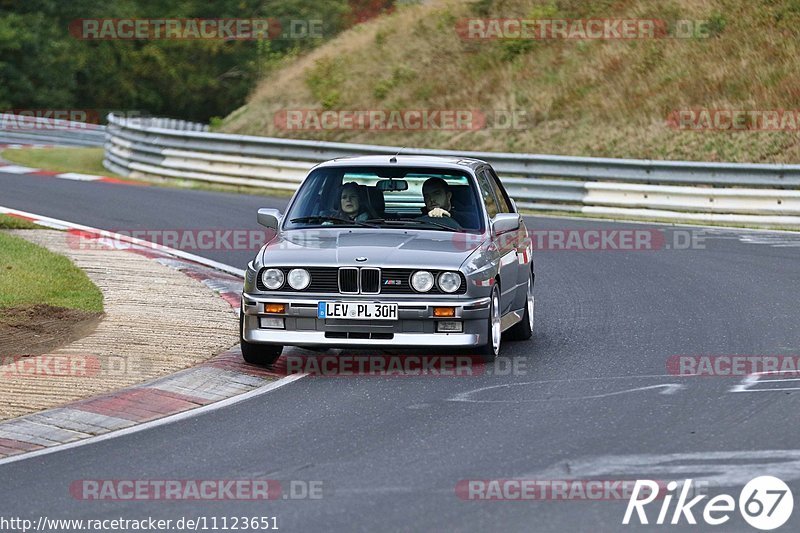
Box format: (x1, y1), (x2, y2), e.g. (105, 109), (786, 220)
(478, 285), (501, 361)
(506, 271), (534, 341)
(239, 311), (282, 366)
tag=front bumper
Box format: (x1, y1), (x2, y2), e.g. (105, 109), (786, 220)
(241, 293), (491, 348)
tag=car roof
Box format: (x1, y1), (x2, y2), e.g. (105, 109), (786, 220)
(312, 155), (487, 172)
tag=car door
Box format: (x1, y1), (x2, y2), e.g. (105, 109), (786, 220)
(476, 167), (517, 315)
(486, 166), (530, 312)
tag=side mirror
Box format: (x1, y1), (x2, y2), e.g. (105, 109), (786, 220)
(492, 213), (520, 235)
(257, 208), (281, 231)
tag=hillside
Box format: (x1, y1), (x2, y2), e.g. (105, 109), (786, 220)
(220, 0), (800, 163)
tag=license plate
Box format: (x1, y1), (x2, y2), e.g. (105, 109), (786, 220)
(317, 302), (398, 320)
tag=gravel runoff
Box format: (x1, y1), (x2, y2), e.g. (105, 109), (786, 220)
(0, 230), (239, 421)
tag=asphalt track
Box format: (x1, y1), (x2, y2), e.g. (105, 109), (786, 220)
(2, 170), (800, 532)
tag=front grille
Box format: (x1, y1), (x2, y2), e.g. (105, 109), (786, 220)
(379, 269), (411, 294)
(361, 268), (380, 294)
(338, 268), (359, 294)
(257, 267), (466, 295)
(325, 332), (394, 340)
(305, 268), (338, 292)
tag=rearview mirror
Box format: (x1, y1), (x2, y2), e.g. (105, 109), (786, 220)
(376, 179), (408, 192)
(492, 213), (520, 235)
(257, 208), (281, 231)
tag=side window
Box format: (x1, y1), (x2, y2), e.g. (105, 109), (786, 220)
(476, 169), (500, 218)
(486, 168), (512, 213)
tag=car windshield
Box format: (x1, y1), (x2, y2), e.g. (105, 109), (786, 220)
(283, 166), (484, 232)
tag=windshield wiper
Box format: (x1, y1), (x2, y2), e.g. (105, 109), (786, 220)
(290, 215), (378, 228)
(364, 217), (461, 232)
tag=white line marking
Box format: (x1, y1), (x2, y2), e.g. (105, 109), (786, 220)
(730, 371), (800, 393)
(447, 379), (686, 403)
(730, 373), (760, 393)
(56, 172), (102, 181)
(530, 450), (800, 486)
(0, 205), (245, 277)
(733, 386), (800, 392)
(0, 165), (39, 174)
(0, 373), (306, 467)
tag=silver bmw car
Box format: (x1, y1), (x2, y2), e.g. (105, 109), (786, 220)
(240, 155), (534, 365)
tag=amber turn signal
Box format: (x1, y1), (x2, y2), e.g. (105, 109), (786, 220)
(264, 303), (286, 314)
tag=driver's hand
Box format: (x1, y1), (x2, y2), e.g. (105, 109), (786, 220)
(428, 207), (451, 218)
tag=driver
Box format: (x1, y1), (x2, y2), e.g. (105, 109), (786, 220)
(419, 177), (462, 229)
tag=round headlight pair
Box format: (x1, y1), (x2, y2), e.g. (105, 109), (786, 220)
(411, 271), (462, 293)
(437, 271), (462, 293)
(411, 271), (435, 292)
(261, 268), (310, 290)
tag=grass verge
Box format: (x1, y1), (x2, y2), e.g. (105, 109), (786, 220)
(0, 232), (103, 312)
(1, 147), (295, 198)
(0, 214), (40, 230)
(2, 147), (118, 177)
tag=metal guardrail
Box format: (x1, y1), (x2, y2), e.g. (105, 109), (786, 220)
(100, 114), (800, 228)
(0, 114), (207, 148)
(0, 113), (106, 147)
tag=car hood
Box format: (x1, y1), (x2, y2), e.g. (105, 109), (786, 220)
(258, 228), (485, 270)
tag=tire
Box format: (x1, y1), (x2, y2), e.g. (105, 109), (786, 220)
(507, 270), (534, 341)
(478, 285), (501, 361)
(239, 311), (283, 366)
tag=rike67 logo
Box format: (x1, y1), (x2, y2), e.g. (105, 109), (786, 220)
(623, 476), (794, 530)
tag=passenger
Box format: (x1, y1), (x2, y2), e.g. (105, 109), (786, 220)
(334, 182), (370, 222)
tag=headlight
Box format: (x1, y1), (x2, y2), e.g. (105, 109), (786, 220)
(287, 268), (311, 290)
(438, 271), (462, 293)
(261, 268), (284, 290)
(411, 270), (434, 292)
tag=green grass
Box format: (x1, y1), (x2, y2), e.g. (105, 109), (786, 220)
(0, 232), (104, 312)
(0, 214), (40, 230)
(2, 147), (119, 177)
